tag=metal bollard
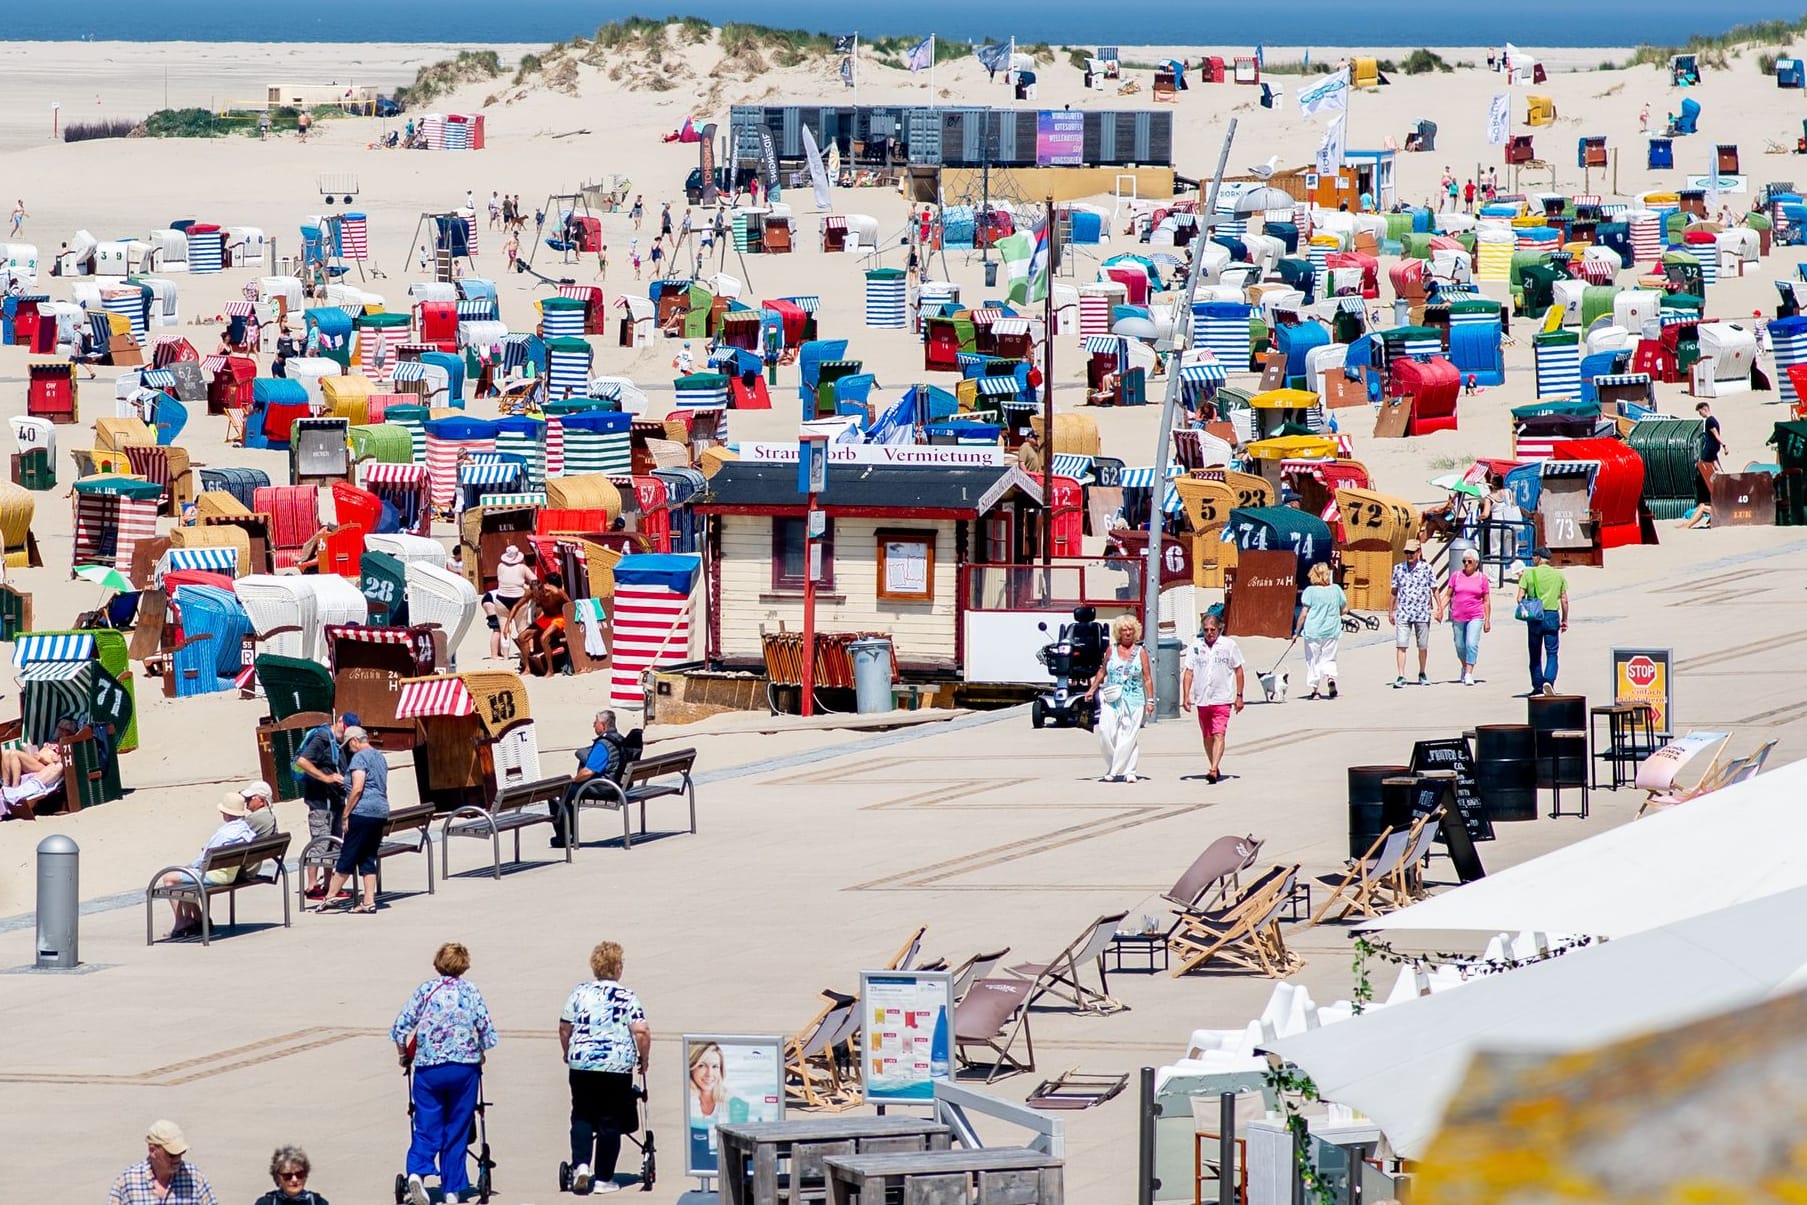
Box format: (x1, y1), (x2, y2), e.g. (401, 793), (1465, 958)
(35, 834), (79, 969)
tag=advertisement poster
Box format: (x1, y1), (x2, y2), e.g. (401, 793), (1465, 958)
(681, 1034), (783, 1178)
(1611, 647), (1672, 736)
(1035, 110), (1085, 167)
(860, 970), (954, 1104)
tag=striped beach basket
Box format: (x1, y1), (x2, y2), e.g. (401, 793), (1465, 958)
(492, 417), (547, 487)
(1077, 284), (1120, 338)
(673, 372), (730, 409)
(1194, 302), (1253, 369)
(1628, 212), (1662, 263)
(864, 269), (907, 329)
(545, 338), (593, 400)
(1772, 317), (1807, 410)
(1533, 331), (1581, 399)
(340, 213), (369, 260)
(186, 229), (224, 273)
(423, 418), (497, 509)
(558, 412), (633, 476)
(609, 554), (700, 709)
(538, 296), (586, 339)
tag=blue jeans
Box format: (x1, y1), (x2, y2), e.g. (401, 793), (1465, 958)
(1452, 619), (1484, 668)
(1526, 618), (1560, 690)
(409, 1061), (481, 1196)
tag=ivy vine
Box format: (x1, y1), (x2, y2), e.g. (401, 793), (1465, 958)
(1263, 1065), (1339, 1205)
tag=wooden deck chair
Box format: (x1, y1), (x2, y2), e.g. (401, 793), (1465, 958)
(948, 948), (1011, 1004)
(1310, 830), (1413, 925)
(1165, 833), (1264, 911)
(1396, 809), (1445, 902)
(953, 977), (1037, 1084)
(225, 407), (248, 448)
(885, 924), (928, 971)
(1167, 866), (1303, 979)
(783, 993), (860, 1111)
(1006, 911), (1129, 1014)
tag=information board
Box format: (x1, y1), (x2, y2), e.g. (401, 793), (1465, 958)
(1035, 110), (1086, 167)
(1410, 736), (1494, 842)
(859, 970), (954, 1104)
(681, 1033), (785, 1178)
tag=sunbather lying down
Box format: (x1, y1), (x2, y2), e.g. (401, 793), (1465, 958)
(0, 745), (65, 818)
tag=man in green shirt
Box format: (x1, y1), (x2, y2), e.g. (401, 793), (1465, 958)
(1515, 547), (1569, 695)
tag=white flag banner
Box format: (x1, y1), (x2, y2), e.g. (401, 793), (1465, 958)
(1316, 113), (1347, 176)
(1487, 93), (1511, 146)
(1298, 67), (1350, 118)
(802, 124), (832, 211)
(1504, 42), (1522, 75)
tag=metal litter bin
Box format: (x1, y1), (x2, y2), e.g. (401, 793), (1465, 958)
(849, 637), (895, 714)
(36, 835), (79, 969)
(1156, 634), (1183, 719)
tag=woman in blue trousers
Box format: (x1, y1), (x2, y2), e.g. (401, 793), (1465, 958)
(392, 942), (499, 1205)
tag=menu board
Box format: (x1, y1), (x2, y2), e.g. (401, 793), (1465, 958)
(1410, 737), (1494, 842)
(860, 970), (954, 1104)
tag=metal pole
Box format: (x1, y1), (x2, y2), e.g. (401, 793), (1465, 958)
(36, 834), (79, 969)
(802, 492), (817, 718)
(1291, 1121), (1306, 1205)
(1141, 118), (1237, 723)
(1137, 1067), (1158, 1205)
(1219, 1093), (1237, 1205)
(1042, 193), (1056, 565)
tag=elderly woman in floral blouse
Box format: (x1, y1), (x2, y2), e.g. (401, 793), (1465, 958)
(391, 942), (499, 1205)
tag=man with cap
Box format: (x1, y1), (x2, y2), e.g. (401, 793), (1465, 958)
(1389, 538), (1438, 688)
(110, 1120), (217, 1205)
(295, 713), (357, 900)
(239, 780), (277, 840)
(1016, 427), (1044, 476)
(161, 795), (261, 938)
(1514, 546), (1570, 695)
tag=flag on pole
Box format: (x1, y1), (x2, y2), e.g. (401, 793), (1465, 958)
(802, 124), (832, 211)
(1298, 67), (1350, 118)
(1303, 47), (1311, 69)
(907, 36), (934, 72)
(833, 34), (855, 53)
(1316, 113), (1347, 176)
(1486, 92), (1511, 145)
(840, 57), (854, 87)
(975, 42), (1011, 76)
(1254, 44), (1264, 70)
(1021, 218), (1051, 304)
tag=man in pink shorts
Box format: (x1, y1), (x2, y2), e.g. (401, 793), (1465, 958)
(1180, 613), (1246, 784)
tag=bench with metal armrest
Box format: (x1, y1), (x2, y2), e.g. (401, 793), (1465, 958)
(569, 747), (697, 850)
(298, 803), (437, 908)
(439, 775), (573, 879)
(144, 831), (292, 946)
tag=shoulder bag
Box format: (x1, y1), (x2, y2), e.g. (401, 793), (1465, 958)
(403, 979), (452, 1065)
(1514, 569), (1545, 623)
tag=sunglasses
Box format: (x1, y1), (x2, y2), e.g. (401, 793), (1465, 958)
(279, 1171), (308, 1182)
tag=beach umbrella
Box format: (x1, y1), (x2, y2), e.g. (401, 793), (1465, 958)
(1234, 186), (1295, 215)
(1429, 472), (1484, 497)
(1112, 316), (1159, 340)
(74, 564), (133, 593)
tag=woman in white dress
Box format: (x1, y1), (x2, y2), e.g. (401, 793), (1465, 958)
(1084, 616), (1154, 783)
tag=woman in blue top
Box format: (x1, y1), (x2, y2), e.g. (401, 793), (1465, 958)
(1294, 562), (1350, 699)
(1084, 616), (1153, 783)
(560, 940), (651, 1194)
(391, 942), (499, 1205)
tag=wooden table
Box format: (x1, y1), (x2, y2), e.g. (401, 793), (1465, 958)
(719, 1117), (953, 1205)
(825, 1147), (1064, 1205)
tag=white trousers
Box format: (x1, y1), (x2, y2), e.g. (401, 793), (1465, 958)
(1097, 702), (1143, 779)
(1303, 636), (1340, 690)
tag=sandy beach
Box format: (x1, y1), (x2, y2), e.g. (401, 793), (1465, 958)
(3, 24), (1807, 1202)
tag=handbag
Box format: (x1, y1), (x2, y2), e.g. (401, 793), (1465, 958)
(1514, 597), (1545, 623)
(1099, 683), (1124, 704)
(403, 979), (451, 1065)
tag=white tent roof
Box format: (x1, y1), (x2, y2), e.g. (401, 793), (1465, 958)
(1271, 884), (1807, 1158)
(1365, 756), (1807, 939)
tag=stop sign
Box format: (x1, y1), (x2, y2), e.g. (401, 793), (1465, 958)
(1625, 655), (1659, 688)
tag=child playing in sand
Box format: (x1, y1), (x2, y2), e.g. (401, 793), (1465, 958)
(630, 239), (642, 280)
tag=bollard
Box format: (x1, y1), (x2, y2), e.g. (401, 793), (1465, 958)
(35, 834), (79, 969)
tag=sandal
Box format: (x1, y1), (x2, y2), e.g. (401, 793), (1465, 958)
(350, 903), (378, 914)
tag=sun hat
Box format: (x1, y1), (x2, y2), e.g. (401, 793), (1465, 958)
(228, 781), (273, 805)
(499, 545), (524, 566)
(146, 1120), (188, 1157)
(1403, 538), (1423, 552)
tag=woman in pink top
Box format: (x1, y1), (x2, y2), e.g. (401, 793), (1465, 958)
(1436, 547), (1491, 685)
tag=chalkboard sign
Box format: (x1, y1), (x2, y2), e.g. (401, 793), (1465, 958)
(1423, 775), (1488, 884)
(1410, 737), (1495, 842)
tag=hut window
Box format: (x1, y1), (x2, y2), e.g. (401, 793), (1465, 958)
(772, 516), (835, 591)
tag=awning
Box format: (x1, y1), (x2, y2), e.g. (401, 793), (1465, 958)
(991, 317), (1031, 336)
(363, 462), (430, 484)
(326, 624), (416, 645)
(479, 492), (546, 508)
(1051, 454), (1095, 480)
(974, 375), (1022, 396)
(395, 676), (474, 719)
(18, 661), (88, 683)
(1594, 373), (1651, 387)
(201, 355), (230, 374)
(141, 369), (176, 388)
(1083, 335), (1123, 354)
(456, 299), (495, 319)
(157, 547), (238, 581)
(968, 308), (999, 326)
(1539, 459), (1600, 478)
(1179, 363), (1229, 384)
(1117, 464), (1183, 488)
(390, 361), (430, 382)
(224, 301), (256, 317)
(460, 462), (524, 486)
(14, 632), (96, 668)
(784, 295), (820, 313)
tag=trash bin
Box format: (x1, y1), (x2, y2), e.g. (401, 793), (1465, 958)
(1156, 634), (1183, 719)
(36, 834), (79, 969)
(984, 260), (999, 288)
(849, 637), (895, 714)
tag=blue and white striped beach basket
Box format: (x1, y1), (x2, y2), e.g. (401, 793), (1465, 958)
(493, 421), (547, 488)
(546, 345), (593, 400)
(1534, 336), (1581, 399)
(865, 271), (907, 329)
(1193, 302), (1252, 370)
(103, 292), (145, 343)
(187, 230), (224, 273)
(1772, 318), (1807, 409)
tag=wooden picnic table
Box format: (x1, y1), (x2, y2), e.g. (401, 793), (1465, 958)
(825, 1147), (1064, 1205)
(718, 1117), (953, 1205)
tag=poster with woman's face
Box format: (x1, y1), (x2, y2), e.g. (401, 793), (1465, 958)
(683, 1035), (784, 1177)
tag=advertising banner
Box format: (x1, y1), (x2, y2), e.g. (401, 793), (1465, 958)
(1035, 110), (1085, 167)
(681, 1034), (784, 1177)
(860, 970), (954, 1104)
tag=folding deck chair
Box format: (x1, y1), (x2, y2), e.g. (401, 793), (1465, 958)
(783, 993), (861, 1111)
(1165, 833), (1264, 911)
(953, 977), (1037, 1083)
(1309, 828), (1414, 925)
(948, 948), (1012, 1004)
(1166, 866), (1304, 979)
(1006, 911), (1130, 1014)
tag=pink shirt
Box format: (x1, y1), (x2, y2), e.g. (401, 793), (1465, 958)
(1448, 568), (1490, 622)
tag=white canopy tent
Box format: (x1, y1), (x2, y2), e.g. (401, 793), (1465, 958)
(1271, 884), (1807, 1159)
(1362, 756), (1807, 939)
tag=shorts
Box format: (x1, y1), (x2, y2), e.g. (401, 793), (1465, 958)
(306, 802), (343, 841)
(202, 867), (238, 886)
(1395, 620), (1431, 649)
(1196, 704), (1233, 737)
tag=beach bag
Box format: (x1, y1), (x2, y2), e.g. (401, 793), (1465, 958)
(1514, 597), (1545, 623)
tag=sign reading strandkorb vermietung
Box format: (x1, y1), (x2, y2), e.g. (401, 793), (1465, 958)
(742, 442), (1011, 468)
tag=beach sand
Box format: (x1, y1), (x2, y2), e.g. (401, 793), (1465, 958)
(2, 29), (1806, 1201)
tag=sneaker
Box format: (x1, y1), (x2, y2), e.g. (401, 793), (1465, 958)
(1542, 682), (1555, 695)
(406, 1174), (429, 1205)
(1123, 773), (1139, 783)
(1327, 681), (1338, 699)
(594, 1183), (623, 1196)
(1417, 673), (1430, 686)
(1462, 671), (1474, 685)
(573, 1163), (593, 1194)
(1392, 676), (1406, 689)
(303, 885), (326, 900)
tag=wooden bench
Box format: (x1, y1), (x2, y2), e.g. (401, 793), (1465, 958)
(570, 747), (697, 850)
(297, 803), (437, 908)
(440, 775), (573, 879)
(144, 832), (292, 946)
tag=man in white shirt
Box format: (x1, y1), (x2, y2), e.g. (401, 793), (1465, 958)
(1180, 613), (1246, 784)
(158, 796), (259, 939)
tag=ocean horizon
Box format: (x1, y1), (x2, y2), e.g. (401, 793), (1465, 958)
(17, 0), (1807, 47)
